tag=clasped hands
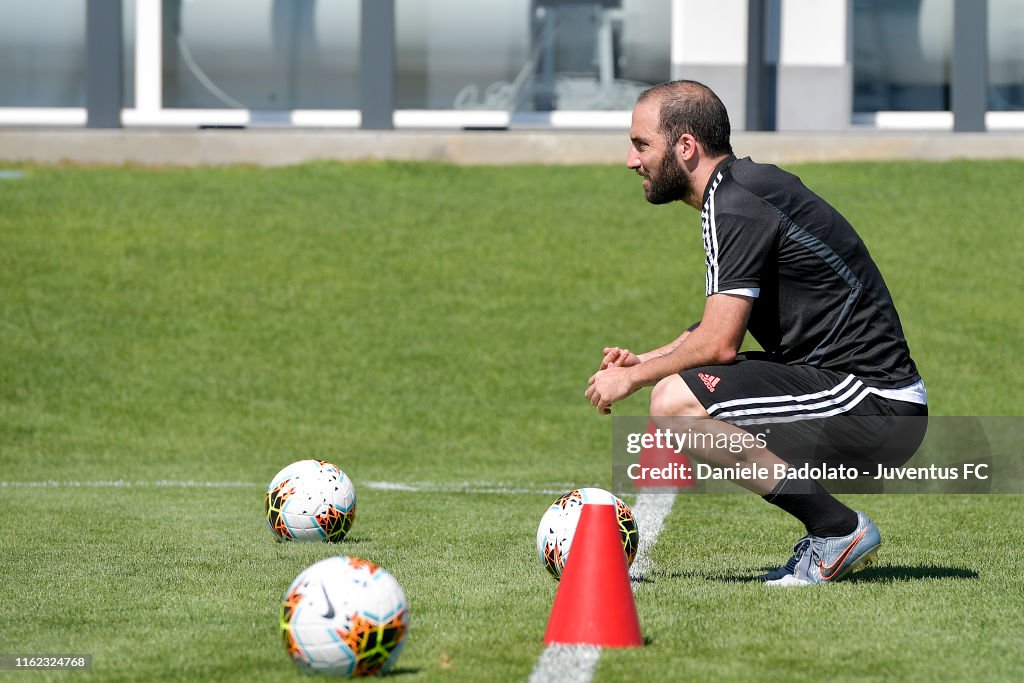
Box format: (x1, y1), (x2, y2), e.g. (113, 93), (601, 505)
(585, 346), (641, 415)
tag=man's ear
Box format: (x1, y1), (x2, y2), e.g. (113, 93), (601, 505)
(675, 133), (698, 164)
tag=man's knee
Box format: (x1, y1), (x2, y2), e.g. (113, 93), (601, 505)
(650, 374), (709, 419)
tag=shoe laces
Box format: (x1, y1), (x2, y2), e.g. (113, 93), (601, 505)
(802, 536), (833, 574)
(783, 536), (812, 573)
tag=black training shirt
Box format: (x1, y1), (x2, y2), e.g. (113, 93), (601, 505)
(700, 156), (920, 389)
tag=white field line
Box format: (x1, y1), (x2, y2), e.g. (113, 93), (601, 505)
(0, 480), (571, 495)
(363, 481), (572, 495)
(528, 645), (600, 683)
(528, 493), (677, 683)
(629, 493), (677, 586)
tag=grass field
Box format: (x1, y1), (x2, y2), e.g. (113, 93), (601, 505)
(1, 160), (1022, 682)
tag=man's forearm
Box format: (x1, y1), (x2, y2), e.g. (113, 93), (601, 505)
(629, 327), (736, 389)
(636, 322), (700, 364)
(629, 346), (696, 389)
(637, 340), (681, 364)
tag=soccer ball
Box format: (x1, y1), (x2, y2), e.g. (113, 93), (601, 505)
(280, 556), (410, 677)
(265, 459), (357, 542)
(535, 487), (639, 579)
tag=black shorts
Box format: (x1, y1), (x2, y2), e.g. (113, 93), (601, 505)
(679, 353), (928, 475)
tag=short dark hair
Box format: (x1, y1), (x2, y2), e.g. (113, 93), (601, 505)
(638, 80), (734, 157)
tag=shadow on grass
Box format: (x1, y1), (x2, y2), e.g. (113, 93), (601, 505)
(846, 565), (979, 583)
(385, 667), (422, 676)
(657, 564), (979, 584)
(336, 535), (370, 543)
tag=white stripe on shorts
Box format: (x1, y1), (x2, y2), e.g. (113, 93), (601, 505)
(706, 374), (862, 418)
(730, 385), (876, 426)
(711, 378), (867, 421)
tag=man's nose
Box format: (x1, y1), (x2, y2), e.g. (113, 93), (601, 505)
(626, 147), (640, 168)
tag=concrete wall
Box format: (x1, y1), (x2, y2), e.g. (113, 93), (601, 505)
(776, 0), (851, 131)
(671, 0), (855, 131)
(3, 128), (1024, 167)
(670, 0), (749, 129)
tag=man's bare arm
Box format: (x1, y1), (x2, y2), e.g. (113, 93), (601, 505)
(586, 294), (753, 413)
(636, 321), (702, 363)
(627, 293), (752, 388)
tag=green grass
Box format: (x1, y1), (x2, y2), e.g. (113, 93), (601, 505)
(1, 161), (1022, 681)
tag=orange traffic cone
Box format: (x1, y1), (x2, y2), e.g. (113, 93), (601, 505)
(636, 418), (695, 490)
(543, 502), (643, 648)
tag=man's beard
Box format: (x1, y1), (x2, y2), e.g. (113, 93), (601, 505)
(643, 152), (690, 205)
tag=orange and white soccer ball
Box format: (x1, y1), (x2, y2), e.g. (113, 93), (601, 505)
(265, 459), (356, 542)
(280, 556), (410, 677)
(535, 487), (639, 579)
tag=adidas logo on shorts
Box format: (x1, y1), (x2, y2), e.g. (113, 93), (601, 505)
(698, 372), (721, 393)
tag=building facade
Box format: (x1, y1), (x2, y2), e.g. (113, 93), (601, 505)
(0, 0), (1019, 131)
